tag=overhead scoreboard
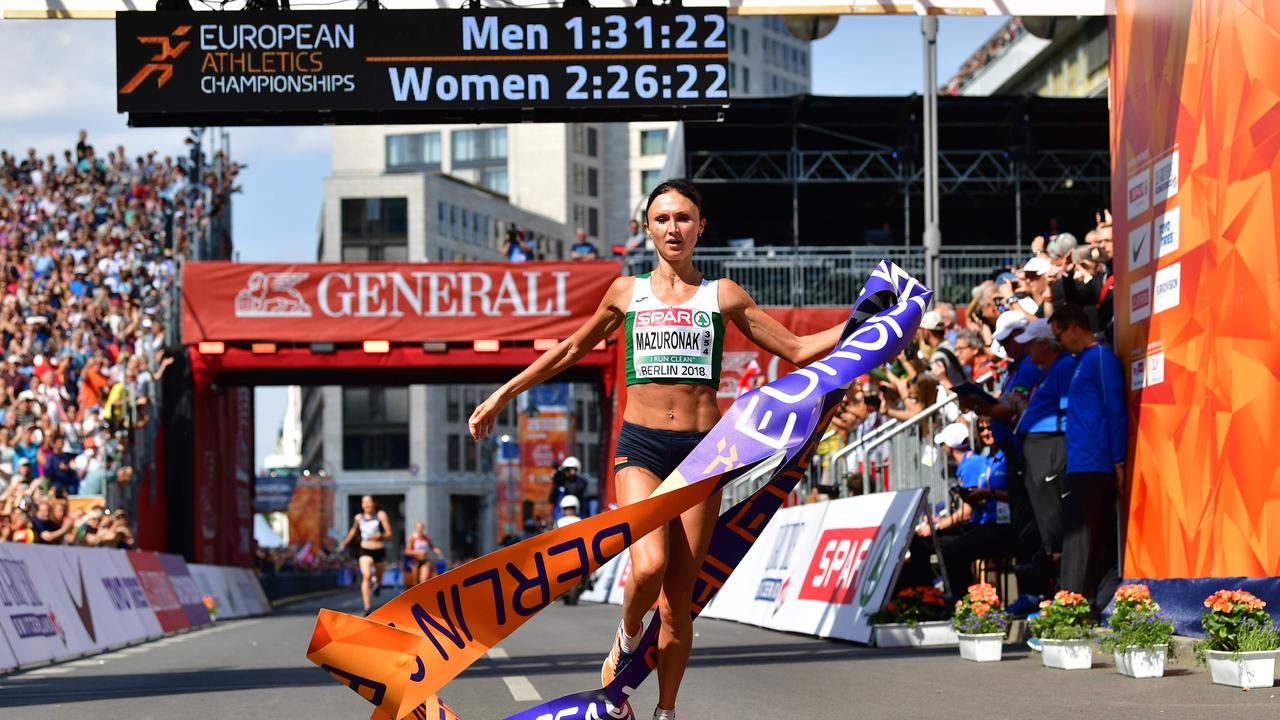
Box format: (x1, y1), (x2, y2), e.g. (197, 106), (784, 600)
(115, 8), (730, 126)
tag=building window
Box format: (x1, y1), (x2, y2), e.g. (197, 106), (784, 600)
(728, 25), (735, 51)
(341, 197), (408, 261)
(447, 433), (461, 472)
(481, 168), (508, 195)
(342, 386), (410, 470)
(741, 29), (749, 55)
(641, 169), (661, 195)
(452, 127), (507, 164)
(573, 163), (586, 195)
(742, 67), (750, 94)
(464, 439), (478, 472)
(453, 128), (508, 193)
(446, 386), (460, 422)
(588, 207), (600, 238)
(640, 129), (668, 156)
(587, 127), (599, 157)
(587, 167), (599, 198)
(729, 61), (737, 90)
(386, 132), (441, 172)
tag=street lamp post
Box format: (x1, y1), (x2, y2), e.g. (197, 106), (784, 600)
(921, 17), (941, 293)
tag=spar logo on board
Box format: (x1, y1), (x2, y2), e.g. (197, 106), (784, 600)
(798, 526), (878, 605)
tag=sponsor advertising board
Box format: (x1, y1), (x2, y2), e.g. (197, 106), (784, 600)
(592, 490), (925, 646)
(0, 545), (262, 671)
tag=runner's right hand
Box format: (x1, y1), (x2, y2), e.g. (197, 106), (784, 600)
(468, 391), (506, 440)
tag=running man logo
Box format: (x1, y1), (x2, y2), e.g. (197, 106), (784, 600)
(120, 25), (193, 94)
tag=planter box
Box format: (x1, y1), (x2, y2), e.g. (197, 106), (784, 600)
(957, 632), (1005, 662)
(873, 621), (958, 648)
(1041, 638), (1093, 670)
(1206, 649), (1278, 689)
(1114, 645), (1166, 678)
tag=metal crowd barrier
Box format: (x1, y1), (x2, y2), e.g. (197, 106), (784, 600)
(621, 245), (1024, 305)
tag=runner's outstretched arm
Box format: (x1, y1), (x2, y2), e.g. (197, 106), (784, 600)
(469, 277), (631, 440)
(719, 279), (845, 367)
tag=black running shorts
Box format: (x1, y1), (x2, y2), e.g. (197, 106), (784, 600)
(613, 421), (709, 481)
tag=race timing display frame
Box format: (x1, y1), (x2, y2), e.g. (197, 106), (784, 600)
(115, 7), (730, 126)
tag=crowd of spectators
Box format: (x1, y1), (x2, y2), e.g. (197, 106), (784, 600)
(0, 132), (236, 546)
(816, 211), (1125, 613)
(940, 17), (1027, 96)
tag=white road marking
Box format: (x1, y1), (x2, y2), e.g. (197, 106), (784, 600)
(28, 666), (74, 676)
(502, 675), (542, 702)
(487, 647), (510, 661)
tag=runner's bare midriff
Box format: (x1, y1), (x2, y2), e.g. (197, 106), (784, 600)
(623, 383), (720, 433)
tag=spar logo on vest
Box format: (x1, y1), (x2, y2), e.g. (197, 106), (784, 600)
(798, 527), (879, 605)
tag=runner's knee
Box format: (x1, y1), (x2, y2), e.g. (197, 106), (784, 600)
(630, 550), (668, 587)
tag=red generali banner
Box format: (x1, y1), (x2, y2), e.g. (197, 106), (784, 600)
(181, 261), (619, 344)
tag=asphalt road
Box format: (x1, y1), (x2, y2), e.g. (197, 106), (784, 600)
(2, 591), (1278, 720)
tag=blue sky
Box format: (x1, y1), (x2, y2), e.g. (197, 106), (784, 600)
(0, 13), (1004, 471)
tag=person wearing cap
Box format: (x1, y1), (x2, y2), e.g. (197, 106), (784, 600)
(555, 494), (582, 529)
(549, 456), (589, 522)
(917, 309), (950, 357)
(1013, 318), (1078, 570)
(1017, 256), (1053, 315)
(958, 309), (1047, 611)
(1051, 304), (1126, 606)
(913, 422), (1012, 595)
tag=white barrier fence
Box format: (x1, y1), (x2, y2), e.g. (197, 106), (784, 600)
(0, 543), (270, 672)
(583, 489), (927, 644)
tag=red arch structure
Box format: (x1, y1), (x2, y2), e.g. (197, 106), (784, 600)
(174, 260), (619, 566)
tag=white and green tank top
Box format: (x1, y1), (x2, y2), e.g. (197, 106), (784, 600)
(624, 273), (724, 388)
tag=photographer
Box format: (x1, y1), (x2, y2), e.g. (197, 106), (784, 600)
(915, 422), (1013, 596)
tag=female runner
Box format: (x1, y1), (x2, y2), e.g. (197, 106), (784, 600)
(337, 495), (392, 616)
(405, 521), (440, 587)
(469, 180), (843, 720)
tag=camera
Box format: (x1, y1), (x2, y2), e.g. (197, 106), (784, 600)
(1071, 246), (1101, 263)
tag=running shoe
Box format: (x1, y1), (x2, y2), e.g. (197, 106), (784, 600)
(1025, 611), (1042, 652)
(600, 627), (636, 687)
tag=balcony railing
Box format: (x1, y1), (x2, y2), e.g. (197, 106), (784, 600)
(622, 245), (1025, 305)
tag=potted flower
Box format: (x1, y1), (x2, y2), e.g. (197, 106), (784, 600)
(1099, 583), (1175, 678)
(1193, 589), (1279, 689)
(203, 595), (218, 621)
(951, 582), (1010, 662)
(870, 586), (957, 647)
(1028, 590), (1095, 670)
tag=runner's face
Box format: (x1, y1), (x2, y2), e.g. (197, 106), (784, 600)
(646, 191), (704, 264)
